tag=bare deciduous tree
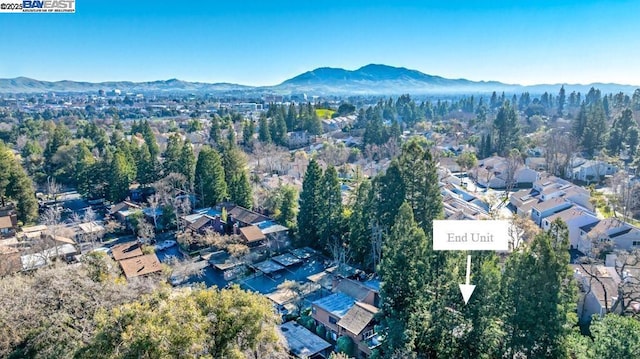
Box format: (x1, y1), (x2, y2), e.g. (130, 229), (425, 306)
(504, 149), (523, 196)
(508, 215), (541, 250)
(610, 250), (640, 316)
(609, 172), (638, 222)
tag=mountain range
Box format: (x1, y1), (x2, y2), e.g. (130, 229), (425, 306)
(0, 64), (637, 95)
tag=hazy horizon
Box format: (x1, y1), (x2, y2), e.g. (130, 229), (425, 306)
(2, 0), (639, 86)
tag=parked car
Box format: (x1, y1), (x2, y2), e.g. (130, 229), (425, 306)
(90, 247), (112, 255)
(155, 240), (177, 251)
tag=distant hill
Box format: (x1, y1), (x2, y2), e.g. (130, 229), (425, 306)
(0, 77), (253, 94)
(1, 65), (638, 95)
(275, 64), (516, 95)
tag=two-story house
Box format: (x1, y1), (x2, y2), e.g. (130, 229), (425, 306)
(337, 302), (381, 359)
(577, 218), (640, 254)
(572, 264), (622, 323)
(530, 198), (573, 226)
(541, 207), (599, 249)
(312, 278), (381, 358)
(472, 156), (539, 189)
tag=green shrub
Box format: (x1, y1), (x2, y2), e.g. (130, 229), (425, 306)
(316, 324), (326, 338)
(336, 335), (355, 357)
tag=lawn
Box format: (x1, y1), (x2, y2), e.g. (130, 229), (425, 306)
(315, 109), (335, 119)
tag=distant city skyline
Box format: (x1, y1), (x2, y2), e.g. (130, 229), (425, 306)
(1, 0), (639, 86)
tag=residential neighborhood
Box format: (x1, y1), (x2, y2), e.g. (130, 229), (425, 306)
(2, 2), (640, 356)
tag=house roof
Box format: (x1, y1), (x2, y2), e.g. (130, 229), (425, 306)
(111, 241), (143, 261)
(51, 235), (76, 245)
(272, 253), (302, 267)
(609, 227), (637, 239)
(531, 197), (570, 212)
(20, 244), (77, 271)
(337, 302), (379, 336)
(336, 278), (377, 302)
(110, 201), (141, 215)
(252, 259), (285, 274)
(0, 245), (19, 255)
(540, 185), (563, 195)
(572, 265), (621, 308)
(77, 221), (105, 234)
(534, 174), (567, 188)
(240, 225), (266, 243)
(279, 321), (331, 358)
(21, 225), (47, 233)
(307, 270), (334, 290)
(119, 253), (162, 279)
(313, 292), (355, 319)
(581, 218), (628, 236)
(266, 282), (320, 306)
(289, 247), (316, 260)
(0, 216), (13, 229)
(227, 205), (270, 225)
(545, 208), (596, 224)
(188, 215), (215, 231)
(442, 194), (489, 220)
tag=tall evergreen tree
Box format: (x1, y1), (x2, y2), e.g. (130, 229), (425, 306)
(242, 120), (255, 145)
(106, 149), (136, 203)
(297, 159), (322, 247)
(209, 115), (222, 145)
(317, 165), (343, 250)
(493, 101), (520, 156)
(228, 171), (252, 209)
(558, 85), (566, 116)
(258, 115), (271, 143)
(163, 134), (183, 175)
(305, 105), (323, 135)
(347, 180), (374, 270)
(501, 219), (576, 358)
(373, 162), (405, 230)
(270, 113), (288, 146)
(286, 103), (298, 131)
(135, 143), (158, 186)
(194, 146), (227, 207)
(140, 120), (159, 160)
(378, 202), (430, 355)
(581, 100), (607, 156)
(179, 140), (195, 189)
(221, 145), (252, 208)
(397, 139), (442, 235)
(276, 185), (298, 229)
(75, 142), (96, 198)
(573, 103), (588, 139)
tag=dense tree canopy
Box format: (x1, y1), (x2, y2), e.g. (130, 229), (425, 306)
(79, 286), (286, 359)
(0, 142), (38, 223)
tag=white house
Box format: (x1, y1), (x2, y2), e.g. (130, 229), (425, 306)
(531, 198), (573, 226)
(577, 218), (640, 254)
(568, 159), (617, 183)
(541, 207), (599, 249)
(572, 264), (621, 323)
(472, 156), (539, 189)
(509, 189), (539, 216)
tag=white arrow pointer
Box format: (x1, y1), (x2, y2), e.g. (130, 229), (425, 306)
(459, 254), (476, 305)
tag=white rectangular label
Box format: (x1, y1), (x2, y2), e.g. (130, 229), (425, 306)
(433, 220), (510, 251)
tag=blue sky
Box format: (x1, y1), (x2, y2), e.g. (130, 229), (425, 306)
(1, 0), (639, 86)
